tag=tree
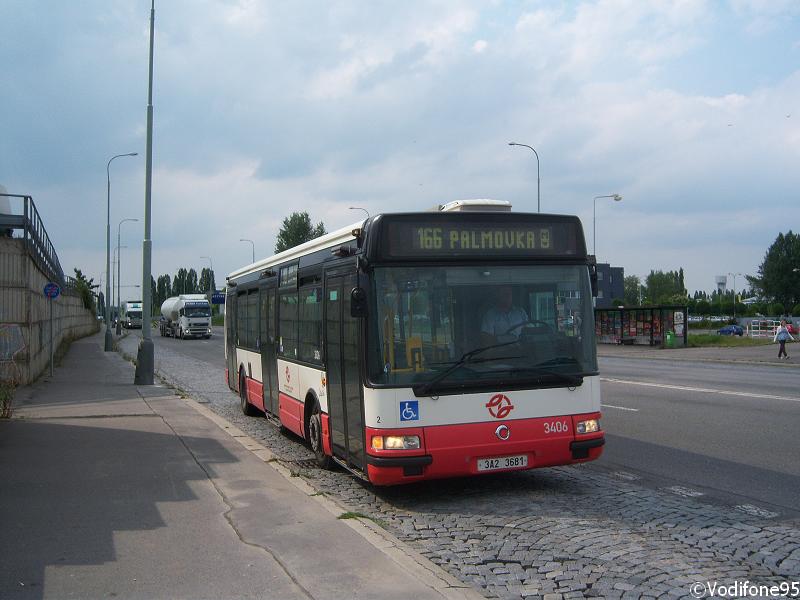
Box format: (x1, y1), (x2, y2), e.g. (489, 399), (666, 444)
(173, 268), (188, 295)
(186, 268), (198, 294)
(199, 267), (216, 295)
(623, 275), (643, 306)
(756, 231), (800, 313)
(73, 268), (98, 312)
(275, 211), (326, 253)
(644, 269), (687, 305)
(156, 274), (171, 308)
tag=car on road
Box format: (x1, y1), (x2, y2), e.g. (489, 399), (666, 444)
(718, 324), (744, 336)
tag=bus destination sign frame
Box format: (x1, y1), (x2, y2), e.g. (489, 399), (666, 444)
(376, 214), (585, 260)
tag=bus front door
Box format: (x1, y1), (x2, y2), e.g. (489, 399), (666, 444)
(226, 293), (238, 390)
(325, 273), (365, 471)
(260, 282), (279, 416)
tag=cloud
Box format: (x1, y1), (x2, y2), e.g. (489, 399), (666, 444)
(1, 0), (798, 296)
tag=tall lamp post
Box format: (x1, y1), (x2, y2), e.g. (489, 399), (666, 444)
(728, 272), (743, 320)
(593, 194), (623, 256)
(349, 206), (370, 219)
(239, 239), (254, 263)
(508, 142), (540, 213)
(135, 0), (156, 384)
(117, 218), (138, 334)
(112, 244), (128, 323)
(105, 152), (138, 351)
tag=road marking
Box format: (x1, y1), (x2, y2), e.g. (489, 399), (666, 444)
(611, 471), (641, 481)
(601, 403), (639, 412)
(601, 378), (800, 403)
(663, 485), (704, 498)
(735, 504), (778, 519)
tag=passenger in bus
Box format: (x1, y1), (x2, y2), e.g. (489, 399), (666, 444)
(480, 286), (529, 345)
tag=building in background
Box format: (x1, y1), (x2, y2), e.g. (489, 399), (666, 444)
(595, 263), (624, 309)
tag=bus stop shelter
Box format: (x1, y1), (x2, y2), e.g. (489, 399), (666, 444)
(594, 305), (688, 348)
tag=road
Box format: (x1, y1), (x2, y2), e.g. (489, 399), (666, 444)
(117, 329), (800, 596)
(137, 327), (800, 515)
(598, 356), (800, 514)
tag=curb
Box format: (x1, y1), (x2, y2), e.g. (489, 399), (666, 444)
(182, 398), (483, 600)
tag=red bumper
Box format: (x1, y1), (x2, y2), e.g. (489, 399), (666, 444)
(365, 412), (604, 486)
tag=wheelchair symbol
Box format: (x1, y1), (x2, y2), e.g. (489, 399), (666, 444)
(400, 401), (419, 421)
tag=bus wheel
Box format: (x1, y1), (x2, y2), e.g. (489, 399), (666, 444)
(308, 401), (331, 469)
(240, 371), (257, 416)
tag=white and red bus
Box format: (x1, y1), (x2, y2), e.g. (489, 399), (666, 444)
(225, 201), (604, 486)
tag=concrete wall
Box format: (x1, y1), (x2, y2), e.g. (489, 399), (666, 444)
(0, 237), (99, 384)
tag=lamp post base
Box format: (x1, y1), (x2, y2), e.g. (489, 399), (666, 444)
(116, 322), (122, 335)
(134, 338), (155, 385)
(104, 328), (114, 352)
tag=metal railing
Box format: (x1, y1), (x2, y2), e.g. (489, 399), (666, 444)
(1, 193), (69, 289)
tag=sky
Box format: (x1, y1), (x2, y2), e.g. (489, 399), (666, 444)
(1, 0), (798, 300)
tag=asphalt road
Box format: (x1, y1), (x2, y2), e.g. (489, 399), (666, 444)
(137, 328), (800, 515)
(598, 356), (800, 514)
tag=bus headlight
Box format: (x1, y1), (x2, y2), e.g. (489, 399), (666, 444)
(371, 435), (420, 450)
(576, 419), (599, 434)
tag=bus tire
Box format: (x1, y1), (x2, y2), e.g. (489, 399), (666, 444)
(308, 400), (331, 469)
(239, 370), (258, 416)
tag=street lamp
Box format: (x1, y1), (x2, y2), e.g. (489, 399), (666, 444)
(135, 0), (156, 385)
(728, 272), (743, 320)
(112, 244), (128, 323)
(508, 142), (541, 213)
(593, 194), (622, 256)
(105, 152), (138, 352)
(349, 206), (370, 219)
(117, 218), (138, 334)
(239, 239), (255, 263)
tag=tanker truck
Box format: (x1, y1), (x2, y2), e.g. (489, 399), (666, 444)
(159, 294), (212, 339)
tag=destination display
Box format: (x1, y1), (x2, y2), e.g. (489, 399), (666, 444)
(381, 218), (583, 259)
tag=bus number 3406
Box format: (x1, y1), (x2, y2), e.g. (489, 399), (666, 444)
(543, 420), (569, 434)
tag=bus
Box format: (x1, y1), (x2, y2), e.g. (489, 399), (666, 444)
(224, 200), (604, 486)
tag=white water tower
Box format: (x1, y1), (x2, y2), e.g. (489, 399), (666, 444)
(715, 276), (727, 295)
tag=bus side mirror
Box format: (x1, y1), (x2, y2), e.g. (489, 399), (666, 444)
(350, 287), (368, 318)
(588, 258), (598, 297)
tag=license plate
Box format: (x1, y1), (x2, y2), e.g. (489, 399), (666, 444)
(476, 454), (528, 472)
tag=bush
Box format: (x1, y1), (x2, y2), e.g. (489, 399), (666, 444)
(769, 302), (785, 317)
(0, 381), (14, 418)
(793, 304), (800, 317)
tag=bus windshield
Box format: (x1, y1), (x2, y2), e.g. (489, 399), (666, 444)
(368, 265), (597, 391)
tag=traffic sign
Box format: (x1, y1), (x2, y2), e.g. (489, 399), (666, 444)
(43, 282), (61, 299)
(211, 291), (225, 305)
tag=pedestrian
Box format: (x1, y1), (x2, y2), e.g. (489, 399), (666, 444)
(773, 319), (794, 359)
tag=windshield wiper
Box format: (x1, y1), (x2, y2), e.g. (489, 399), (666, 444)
(413, 341), (519, 396)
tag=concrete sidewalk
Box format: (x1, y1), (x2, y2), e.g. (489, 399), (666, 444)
(1, 333), (480, 600)
(597, 339), (800, 367)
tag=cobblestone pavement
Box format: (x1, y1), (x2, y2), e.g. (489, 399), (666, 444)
(118, 335), (800, 599)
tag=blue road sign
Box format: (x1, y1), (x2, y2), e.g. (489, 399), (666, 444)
(211, 291), (225, 305)
(43, 282), (61, 299)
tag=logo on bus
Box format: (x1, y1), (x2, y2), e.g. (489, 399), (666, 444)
(486, 394), (513, 419)
(285, 366), (291, 383)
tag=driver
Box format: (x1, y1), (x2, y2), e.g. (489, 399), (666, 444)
(480, 286), (529, 345)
